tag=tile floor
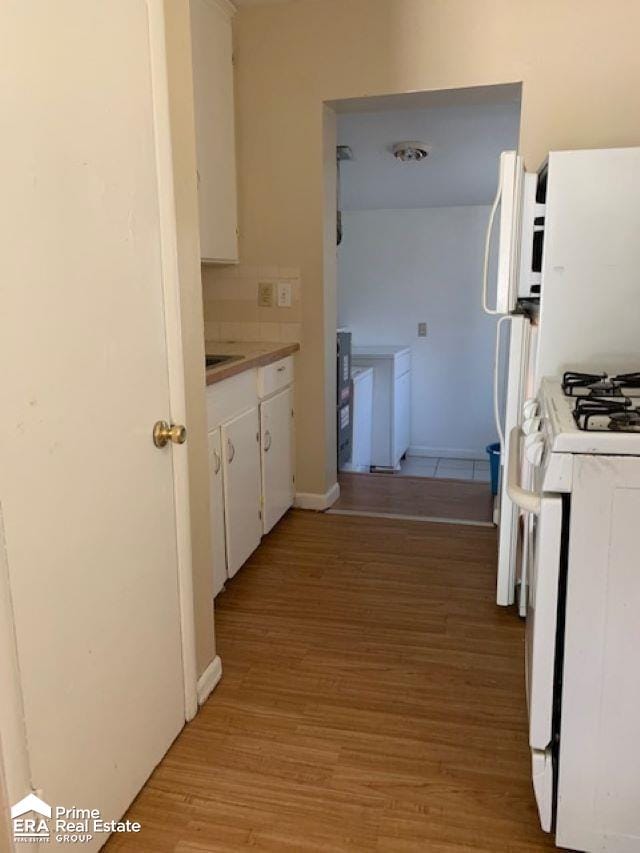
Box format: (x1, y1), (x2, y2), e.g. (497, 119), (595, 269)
(397, 454), (491, 482)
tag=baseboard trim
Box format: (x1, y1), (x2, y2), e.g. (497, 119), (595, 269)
(408, 445), (487, 461)
(326, 508), (494, 528)
(294, 482), (340, 511)
(196, 655), (222, 706)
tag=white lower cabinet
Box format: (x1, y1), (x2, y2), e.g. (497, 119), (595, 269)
(207, 428), (227, 596)
(260, 386), (294, 534)
(221, 406), (262, 578)
(206, 357), (296, 594)
(352, 346), (411, 470)
(393, 368), (411, 466)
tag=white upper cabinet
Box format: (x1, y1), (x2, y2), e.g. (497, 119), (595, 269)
(190, 0), (239, 263)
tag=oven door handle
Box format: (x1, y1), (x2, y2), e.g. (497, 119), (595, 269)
(507, 426), (541, 514)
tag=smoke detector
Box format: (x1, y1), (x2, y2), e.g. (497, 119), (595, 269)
(392, 141), (431, 162)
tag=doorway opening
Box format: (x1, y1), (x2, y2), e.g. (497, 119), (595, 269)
(328, 83), (522, 522)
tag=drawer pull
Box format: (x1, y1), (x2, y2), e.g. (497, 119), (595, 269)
(227, 439), (235, 463)
(276, 365), (286, 373)
(263, 430), (272, 452)
(213, 449), (221, 474)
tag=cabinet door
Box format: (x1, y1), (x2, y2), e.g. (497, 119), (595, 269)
(261, 387), (294, 534)
(208, 428), (227, 596)
(393, 370), (411, 467)
(190, 0), (238, 262)
(221, 407), (262, 577)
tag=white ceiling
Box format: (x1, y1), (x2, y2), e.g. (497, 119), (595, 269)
(337, 89), (521, 211)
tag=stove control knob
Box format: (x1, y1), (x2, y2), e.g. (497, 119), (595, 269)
(522, 416), (541, 435)
(524, 433), (545, 467)
(523, 399), (539, 419)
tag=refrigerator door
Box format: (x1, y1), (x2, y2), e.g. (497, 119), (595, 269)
(482, 150), (524, 316)
(495, 315), (532, 605)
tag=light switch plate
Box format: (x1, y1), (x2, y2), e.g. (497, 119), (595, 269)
(258, 281), (275, 307)
(418, 322), (428, 337)
(276, 281), (292, 308)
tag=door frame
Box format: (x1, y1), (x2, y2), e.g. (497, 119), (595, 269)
(0, 1), (198, 822)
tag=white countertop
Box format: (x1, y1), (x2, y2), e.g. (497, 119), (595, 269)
(352, 345), (411, 358)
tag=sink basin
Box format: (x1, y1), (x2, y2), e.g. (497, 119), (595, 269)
(205, 354), (243, 369)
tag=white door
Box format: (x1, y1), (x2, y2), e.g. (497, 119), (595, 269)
(261, 388), (294, 534)
(208, 429), (228, 596)
(482, 150), (524, 315)
(222, 408), (262, 577)
(496, 316), (532, 606)
(0, 1), (187, 841)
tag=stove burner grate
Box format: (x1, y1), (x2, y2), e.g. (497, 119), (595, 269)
(562, 371), (607, 396)
(573, 397), (632, 431)
(608, 410), (640, 432)
(563, 370), (640, 400)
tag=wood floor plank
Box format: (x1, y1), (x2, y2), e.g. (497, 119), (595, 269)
(105, 510), (554, 852)
(333, 472), (493, 523)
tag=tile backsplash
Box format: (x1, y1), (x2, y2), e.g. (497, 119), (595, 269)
(202, 263), (302, 344)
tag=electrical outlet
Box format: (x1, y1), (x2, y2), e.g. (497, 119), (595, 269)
(418, 321), (428, 337)
(276, 281), (292, 308)
(258, 281), (275, 308)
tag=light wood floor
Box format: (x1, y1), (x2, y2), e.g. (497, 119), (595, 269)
(333, 472), (494, 524)
(106, 510), (553, 852)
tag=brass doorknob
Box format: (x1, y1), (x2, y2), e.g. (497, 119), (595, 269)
(153, 420), (187, 448)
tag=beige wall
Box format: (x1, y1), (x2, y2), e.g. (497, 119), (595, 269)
(232, 0), (640, 496)
(164, 0), (216, 678)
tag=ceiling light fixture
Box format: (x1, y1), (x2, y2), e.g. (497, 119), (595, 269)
(392, 141), (431, 162)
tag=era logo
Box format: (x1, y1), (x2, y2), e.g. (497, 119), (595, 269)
(11, 793), (52, 843)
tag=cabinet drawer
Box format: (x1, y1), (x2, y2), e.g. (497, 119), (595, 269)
(206, 369), (257, 429)
(258, 356), (293, 398)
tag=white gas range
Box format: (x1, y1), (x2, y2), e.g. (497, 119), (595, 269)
(507, 371), (640, 852)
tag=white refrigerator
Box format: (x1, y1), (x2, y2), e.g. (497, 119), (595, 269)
(487, 145), (640, 616)
(484, 151), (542, 614)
